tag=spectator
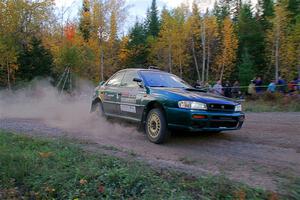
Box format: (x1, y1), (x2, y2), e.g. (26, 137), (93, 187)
(204, 82), (212, 92)
(277, 76), (286, 93)
(288, 78), (298, 95)
(223, 80), (232, 98)
(267, 80), (276, 93)
(213, 80), (223, 96)
(231, 80), (241, 98)
(194, 80), (201, 88)
(248, 80), (256, 96)
(254, 77), (263, 93)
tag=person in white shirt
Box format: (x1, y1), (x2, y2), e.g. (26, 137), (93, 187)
(213, 80), (223, 96)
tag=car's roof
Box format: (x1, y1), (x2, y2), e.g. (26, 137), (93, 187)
(118, 68), (166, 73)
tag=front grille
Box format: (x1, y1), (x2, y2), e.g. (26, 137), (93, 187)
(207, 104), (235, 112)
(211, 116), (238, 121)
(210, 121), (238, 128)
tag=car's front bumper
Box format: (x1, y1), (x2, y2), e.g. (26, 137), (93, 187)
(165, 107), (244, 132)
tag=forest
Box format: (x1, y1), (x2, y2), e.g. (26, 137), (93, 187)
(0, 0), (299, 89)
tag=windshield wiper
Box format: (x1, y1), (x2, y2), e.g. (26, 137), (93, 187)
(150, 85), (168, 87)
(186, 88), (207, 92)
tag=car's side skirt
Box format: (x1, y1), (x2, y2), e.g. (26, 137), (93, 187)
(105, 113), (141, 122)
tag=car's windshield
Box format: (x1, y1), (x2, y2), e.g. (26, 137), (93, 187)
(140, 71), (191, 88)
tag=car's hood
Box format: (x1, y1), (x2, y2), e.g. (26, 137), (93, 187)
(151, 87), (237, 105)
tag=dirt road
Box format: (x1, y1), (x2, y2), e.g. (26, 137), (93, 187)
(1, 112), (299, 193)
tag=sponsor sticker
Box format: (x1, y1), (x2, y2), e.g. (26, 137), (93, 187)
(121, 97), (136, 104)
(120, 105), (136, 113)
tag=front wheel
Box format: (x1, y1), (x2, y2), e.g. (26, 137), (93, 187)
(145, 108), (169, 144)
(207, 131), (221, 134)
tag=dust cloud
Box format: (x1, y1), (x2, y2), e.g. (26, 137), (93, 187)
(0, 79), (138, 138)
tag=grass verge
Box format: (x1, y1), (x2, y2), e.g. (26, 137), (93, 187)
(0, 131), (274, 199)
(243, 93), (300, 112)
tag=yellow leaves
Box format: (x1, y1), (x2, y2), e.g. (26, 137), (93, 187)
(45, 186), (55, 193)
(154, 7), (190, 73)
(266, 1), (295, 80)
(118, 36), (130, 64)
(268, 192), (279, 200)
(216, 17), (238, 79)
(234, 189), (246, 200)
(83, 11), (91, 18)
(205, 16), (219, 40)
(109, 11), (118, 47)
(79, 179), (88, 185)
(38, 152), (53, 158)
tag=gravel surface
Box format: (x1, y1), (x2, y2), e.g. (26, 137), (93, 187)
(1, 112), (300, 193)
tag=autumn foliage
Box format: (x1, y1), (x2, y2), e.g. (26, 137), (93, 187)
(0, 0), (299, 89)
(64, 24), (76, 42)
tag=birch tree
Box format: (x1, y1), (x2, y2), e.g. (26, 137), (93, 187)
(216, 17), (238, 80)
(267, 2), (289, 81)
(92, 0), (107, 81)
(204, 15), (219, 81)
(187, 1), (201, 81)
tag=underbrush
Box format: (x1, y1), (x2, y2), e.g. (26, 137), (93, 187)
(0, 131), (273, 199)
(243, 93), (300, 112)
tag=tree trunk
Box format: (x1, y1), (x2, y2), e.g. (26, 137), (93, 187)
(201, 20), (206, 82)
(297, 46), (300, 79)
(6, 59), (11, 90)
(206, 42), (210, 81)
(100, 46), (104, 81)
(275, 27), (280, 82)
(179, 59), (183, 78)
(220, 63), (224, 81)
(191, 37), (200, 81)
(168, 42), (172, 73)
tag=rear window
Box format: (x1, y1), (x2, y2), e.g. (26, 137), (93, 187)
(121, 71), (141, 88)
(106, 72), (125, 87)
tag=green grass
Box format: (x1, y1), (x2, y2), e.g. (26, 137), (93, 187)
(243, 100), (300, 112)
(243, 93), (300, 112)
(0, 131), (273, 199)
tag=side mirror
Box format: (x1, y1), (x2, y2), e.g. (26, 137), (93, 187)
(133, 78), (144, 88)
(133, 78), (142, 83)
(99, 81), (105, 86)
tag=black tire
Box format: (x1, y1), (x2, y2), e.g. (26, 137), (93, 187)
(145, 108), (169, 144)
(207, 131), (221, 134)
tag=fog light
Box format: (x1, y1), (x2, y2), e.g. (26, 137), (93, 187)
(192, 115), (207, 119)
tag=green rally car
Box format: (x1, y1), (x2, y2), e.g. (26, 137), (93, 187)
(91, 68), (245, 144)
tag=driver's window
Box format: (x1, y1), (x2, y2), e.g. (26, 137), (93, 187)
(121, 71), (140, 88)
(106, 72), (125, 87)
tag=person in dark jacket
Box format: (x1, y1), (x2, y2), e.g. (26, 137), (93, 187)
(277, 76), (286, 93)
(231, 81), (241, 98)
(223, 80), (232, 98)
(254, 77), (263, 94)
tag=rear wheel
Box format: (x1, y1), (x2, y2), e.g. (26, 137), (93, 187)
(145, 108), (169, 144)
(95, 102), (105, 118)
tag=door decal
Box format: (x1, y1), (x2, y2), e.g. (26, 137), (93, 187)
(120, 105), (136, 113)
(121, 97), (136, 104)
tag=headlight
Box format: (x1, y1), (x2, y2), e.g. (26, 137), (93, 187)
(235, 104), (242, 112)
(178, 101), (207, 110)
